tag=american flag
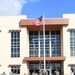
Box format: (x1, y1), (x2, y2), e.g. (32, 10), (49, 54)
(32, 15), (43, 26)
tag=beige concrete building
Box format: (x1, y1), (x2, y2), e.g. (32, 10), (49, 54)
(0, 14), (75, 75)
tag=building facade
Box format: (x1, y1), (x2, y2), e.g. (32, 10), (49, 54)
(0, 14), (75, 75)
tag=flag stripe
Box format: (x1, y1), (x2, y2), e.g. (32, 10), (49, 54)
(32, 19), (41, 26)
(32, 15), (43, 26)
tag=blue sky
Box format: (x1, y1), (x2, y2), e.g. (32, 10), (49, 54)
(0, 0), (75, 18)
(21, 0), (75, 18)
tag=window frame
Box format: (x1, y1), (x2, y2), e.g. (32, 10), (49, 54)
(70, 30), (75, 56)
(11, 66), (20, 74)
(11, 32), (20, 58)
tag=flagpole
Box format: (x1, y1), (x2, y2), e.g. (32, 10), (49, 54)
(43, 13), (46, 71)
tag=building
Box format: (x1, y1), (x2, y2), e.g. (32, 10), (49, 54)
(0, 14), (75, 75)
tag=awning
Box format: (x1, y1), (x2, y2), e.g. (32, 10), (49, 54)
(19, 19), (69, 31)
(68, 64), (75, 66)
(67, 28), (75, 31)
(9, 30), (21, 32)
(8, 64), (21, 67)
(24, 56), (66, 62)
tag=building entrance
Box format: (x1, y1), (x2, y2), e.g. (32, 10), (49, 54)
(29, 62), (62, 75)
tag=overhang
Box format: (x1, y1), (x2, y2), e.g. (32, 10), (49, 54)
(68, 64), (75, 66)
(20, 18), (69, 26)
(24, 56), (66, 62)
(20, 18), (69, 31)
(67, 28), (75, 31)
(9, 30), (21, 32)
(9, 64), (21, 67)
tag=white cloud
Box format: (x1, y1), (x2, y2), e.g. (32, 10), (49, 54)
(0, 0), (40, 16)
(0, 0), (27, 15)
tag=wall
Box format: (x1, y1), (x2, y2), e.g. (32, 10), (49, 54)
(0, 16), (29, 75)
(62, 14), (75, 75)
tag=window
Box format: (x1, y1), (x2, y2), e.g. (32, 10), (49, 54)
(29, 31), (61, 57)
(70, 31), (75, 56)
(11, 32), (20, 57)
(29, 31), (39, 57)
(51, 30), (61, 56)
(51, 62), (61, 74)
(11, 66), (20, 74)
(29, 62), (61, 73)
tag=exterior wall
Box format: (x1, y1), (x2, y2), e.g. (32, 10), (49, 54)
(0, 16), (29, 75)
(62, 14), (75, 75)
(0, 14), (75, 75)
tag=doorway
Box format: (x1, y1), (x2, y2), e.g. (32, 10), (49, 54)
(29, 62), (62, 75)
